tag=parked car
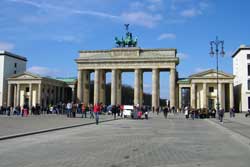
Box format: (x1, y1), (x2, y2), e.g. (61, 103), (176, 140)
(123, 105), (134, 118)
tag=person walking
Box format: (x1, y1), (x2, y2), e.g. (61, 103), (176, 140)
(230, 107), (236, 118)
(163, 107), (169, 119)
(219, 108), (225, 123)
(93, 103), (100, 125)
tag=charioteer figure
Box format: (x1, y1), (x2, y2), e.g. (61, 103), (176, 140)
(115, 24), (138, 48)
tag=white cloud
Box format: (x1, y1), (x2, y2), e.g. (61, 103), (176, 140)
(180, 8), (201, 17)
(9, 0), (119, 20)
(121, 12), (162, 28)
(0, 41), (14, 51)
(177, 52), (188, 60)
(171, 0), (210, 18)
(158, 33), (176, 40)
(27, 66), (60, 77)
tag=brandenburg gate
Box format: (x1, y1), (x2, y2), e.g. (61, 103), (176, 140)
(76, 47), (179, 108)
(75, 25), (179, 109)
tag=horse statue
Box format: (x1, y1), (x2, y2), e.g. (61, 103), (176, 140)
(115, 24), (138, 47)
(115, 37), (124, 47)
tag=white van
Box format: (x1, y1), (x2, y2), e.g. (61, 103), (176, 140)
(123, 105), (134, 118)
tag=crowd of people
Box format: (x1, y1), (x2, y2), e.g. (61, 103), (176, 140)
(1, 102), (243, 125)
(0, 102), (151, 124)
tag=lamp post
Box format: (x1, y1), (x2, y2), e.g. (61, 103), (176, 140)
(209, 36), (225, 117)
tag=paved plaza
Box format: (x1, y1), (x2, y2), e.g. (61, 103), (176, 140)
(0, 113), (250, 167)
(0, 114), (115, 138)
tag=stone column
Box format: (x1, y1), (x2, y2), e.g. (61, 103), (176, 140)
(178, 86), (182, 109)
(17, 84), (20, 106)
(152, 69), (159, 109)
(38, 83), (41, 105)
(29, 83), (33, 108)
(83, 70), (90, 105)
(7, 84), (11, 107)
(229, 83), (234, 109)
(203, 83), (207, 108)
(191, 83), (196, 109)
(77, 70), (83, 103)
(218, 83), (222, 109)
(134, 69), (141, 105)
(140, 71), (143, 106)
(170, 68), (176, 108)
(111, 69), (117, 105)
(99, 70), (106, 104)
(14, 84), (17, 107)
(116, 70), (122, 105)
(94, 69), (100, 105)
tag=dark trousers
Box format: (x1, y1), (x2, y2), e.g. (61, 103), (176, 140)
(95, 112), (99, 124)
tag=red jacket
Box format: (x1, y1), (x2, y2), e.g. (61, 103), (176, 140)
(93, 104), (100, 113)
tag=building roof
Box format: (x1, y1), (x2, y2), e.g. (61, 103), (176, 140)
(56, 77), (77, 83)
(189, 69), (234, 79)
(0, 50), (27, 61)
(232, 45), (250, 58)
(177, 78), (190, 84)
(8, 72), (65, 84)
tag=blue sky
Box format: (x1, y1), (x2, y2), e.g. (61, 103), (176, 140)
(0, 0), (250, 99)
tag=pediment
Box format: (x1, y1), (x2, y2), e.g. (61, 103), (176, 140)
(16, 74), (37, 79)
(189, 69), (234, 79)
(9, 72), (42, 80)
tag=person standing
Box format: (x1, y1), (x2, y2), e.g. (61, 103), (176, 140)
(89, 104), (94, 119)
(81, 103), (87, 118)
(66, 102), (72, 117)
(112, 105), (117, 120)
(230, 107), (236, 118)
(184, 106), (189, 119)
(72, 103), (77, 118)
(6, 106), (11, 116)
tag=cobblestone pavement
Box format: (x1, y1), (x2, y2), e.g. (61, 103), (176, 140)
(0, 114), (114, 137)
(0, 113), (250, 167)
(210, 113), (250, 139)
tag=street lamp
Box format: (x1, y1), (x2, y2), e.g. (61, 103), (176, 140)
(209, 36), (225, 117)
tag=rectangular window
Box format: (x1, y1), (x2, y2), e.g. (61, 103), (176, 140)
(248, 65), (250, 76)
(209, 87), (214, 93)
(248, 97), (250, 109)
(14, 70), (16, 74)
(247, 54), (250, 59)
(14, 63), (17, 68)
(248, 80), (250, 90)
(26, 87), (29, 92)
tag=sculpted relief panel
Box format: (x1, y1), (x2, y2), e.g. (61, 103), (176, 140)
(79, 48), (177, 59)
(77, 48), (178, 70)
(78, 61), (176, 70)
